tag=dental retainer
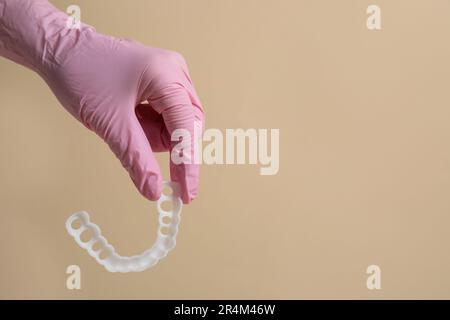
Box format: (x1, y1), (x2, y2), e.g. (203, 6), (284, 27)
(65, 181), (183, 273)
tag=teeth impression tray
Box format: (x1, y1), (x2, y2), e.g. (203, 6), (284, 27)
(65, 181), (182, 273)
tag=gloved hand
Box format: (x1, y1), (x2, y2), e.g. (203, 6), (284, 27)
(0, 0), (204, 203)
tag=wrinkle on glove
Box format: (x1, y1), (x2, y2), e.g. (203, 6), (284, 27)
(0, 0), (204, 203)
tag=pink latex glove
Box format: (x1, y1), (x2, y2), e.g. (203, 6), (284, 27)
(0, 0), (204, 203)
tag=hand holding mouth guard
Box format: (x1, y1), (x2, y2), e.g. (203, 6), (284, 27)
(66, 182), (183, 273)
(0, 0), (204, 204)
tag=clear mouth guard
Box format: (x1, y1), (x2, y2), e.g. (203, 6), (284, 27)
(65, 181), (183, 273)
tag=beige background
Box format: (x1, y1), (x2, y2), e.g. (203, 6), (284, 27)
(1, 0), (450, 299)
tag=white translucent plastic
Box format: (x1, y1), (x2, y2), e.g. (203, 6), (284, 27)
(65, 181), (183, 273)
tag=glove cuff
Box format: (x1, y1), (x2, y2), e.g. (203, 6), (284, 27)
(0, 0), (94, 73)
